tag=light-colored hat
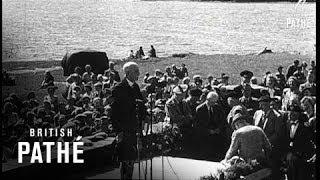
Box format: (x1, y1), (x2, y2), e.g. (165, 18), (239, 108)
(94, 82), (103, 87)
(232, 113), (248, 126)
(193, 75), (201, 80)
(172, 84), (188, 94)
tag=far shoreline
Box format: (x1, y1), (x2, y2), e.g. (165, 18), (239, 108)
(2, 51), (314, 72)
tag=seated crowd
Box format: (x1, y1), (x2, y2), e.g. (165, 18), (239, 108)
(2, 59), (316, 180)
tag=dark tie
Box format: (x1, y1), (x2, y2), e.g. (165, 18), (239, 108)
(209, 107), (213, 119)
(259, 112), (265, 129)
(179, 102), (184, 113)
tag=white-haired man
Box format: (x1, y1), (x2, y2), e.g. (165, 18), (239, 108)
(110, 62), (146, 180)
(194, 91), (228, 160)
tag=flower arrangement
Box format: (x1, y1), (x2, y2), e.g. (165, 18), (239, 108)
(140, 122), (183, 158)
(200, 157), (265, 180)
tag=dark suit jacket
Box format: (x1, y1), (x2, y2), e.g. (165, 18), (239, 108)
(110, 79), (146, 133)
(254, 109), (286, 150)
(105, 69), (121, 82)
(285, 115), (314, 160)
(239, 96), (259, 113)
(195, 102), (227, 137)
(110, 79), (146, 161)
(165, 97), (193, 128)
(286, 64), (298, 80)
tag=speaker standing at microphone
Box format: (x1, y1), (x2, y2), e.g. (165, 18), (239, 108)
(110, 62), (146, 180)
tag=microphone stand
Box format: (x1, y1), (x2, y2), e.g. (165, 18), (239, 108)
(136, 100), (142, 180)
(161, 99), (164, 180)
(149, 93), (154, 180)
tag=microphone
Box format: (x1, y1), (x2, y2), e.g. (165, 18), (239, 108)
(135, 99), (144, 105)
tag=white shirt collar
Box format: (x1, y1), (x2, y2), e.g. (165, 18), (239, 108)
(126, 78), (134, 87)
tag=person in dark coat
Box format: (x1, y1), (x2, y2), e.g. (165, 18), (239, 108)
(233, 70), (254, 99)
(299, 70), (316, 96)
(135, 46), (145, 59)
(275, 66), (286, 91)
(165, 84), (194, 151)
(286, 60), (300, 80)
(284, 104), (314, 180)
(185, 88), (202, 119)
(41, 70), (54, 89)
(238, 83), (258, 116)
(180, 63), (188, 77)
(194, 91), (228, 160)
(253, 95), (287, 180)
(110, 62), (146, 180)
(148, 45), (156, 58)
(171, 64), (184, 79)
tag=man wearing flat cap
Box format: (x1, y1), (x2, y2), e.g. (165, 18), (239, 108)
(254, 95), (287, 179)
(165, 84), (194, 150)
(110, 62), (146, 179)
(284, 104), (314, 180)
(165, 84), (193, 129)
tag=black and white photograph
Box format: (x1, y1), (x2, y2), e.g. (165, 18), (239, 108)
(2, 0), (316, 179)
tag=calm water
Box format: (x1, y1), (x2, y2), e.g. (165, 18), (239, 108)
(2, 0), (316, 61)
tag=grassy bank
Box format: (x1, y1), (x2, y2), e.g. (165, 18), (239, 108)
(2, 52), (313, 101)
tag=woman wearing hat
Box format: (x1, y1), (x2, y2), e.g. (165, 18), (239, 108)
(224, 113), (272, 164)
(284, 104), (314, 180)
